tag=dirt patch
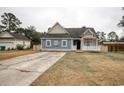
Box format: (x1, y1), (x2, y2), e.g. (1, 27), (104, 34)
(31, 52), (124, 86)
(0, 50), (37, 60)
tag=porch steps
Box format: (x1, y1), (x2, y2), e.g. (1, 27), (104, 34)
(75, 50), (83, 53)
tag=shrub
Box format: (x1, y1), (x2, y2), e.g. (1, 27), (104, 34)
(16, 44), (24, 50)
(7, 48), (10, 51)
(11, 48), (14, 50)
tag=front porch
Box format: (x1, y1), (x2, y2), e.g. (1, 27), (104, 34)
(81, 46), (101, 51)
(72, 38), (101, 51)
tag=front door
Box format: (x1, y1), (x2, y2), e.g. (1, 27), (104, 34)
(73, 40), (81, 50)
(77, 40), (81, 49)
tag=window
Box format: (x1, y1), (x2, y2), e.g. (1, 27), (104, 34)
(46, 40), (51, 47)
(54, 40), (59, 46)
(84, 39), (91, 46)
(62, 40), (67, 47)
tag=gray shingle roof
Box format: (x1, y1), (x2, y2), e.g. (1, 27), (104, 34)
(0, 32), (30, 41)
(42, 27), (97, 38)
(65, 28), (85, 38)
(66, 27), (97, 38)
(41, 22), (97, 38)
(10, 33), (30, 41)
(42, 33), (71, 38)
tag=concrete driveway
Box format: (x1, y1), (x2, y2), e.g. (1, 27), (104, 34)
(0, 52), (65, 86)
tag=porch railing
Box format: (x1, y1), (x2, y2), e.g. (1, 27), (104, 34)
(81, 46), (101, 51)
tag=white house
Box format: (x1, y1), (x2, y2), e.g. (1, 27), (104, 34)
(0, 32), (31, 50)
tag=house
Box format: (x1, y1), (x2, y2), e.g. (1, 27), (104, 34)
(41, 22), (101, 51)
(0, 32), (31, 50)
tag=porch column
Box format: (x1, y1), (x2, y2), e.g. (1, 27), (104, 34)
(41, 39), (42, 49)
(71, 39), (73, 50)
(96, 39), (99, 50)
(90, 39), (94, 47)
(96, 39), (98, 46)
(81, 39), (83, 50)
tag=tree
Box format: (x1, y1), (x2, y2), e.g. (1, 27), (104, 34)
(118, 8), (124, 27)
(0, 25), (2, 32)
(118, 8), (124, 39)
(16, 27), (34, 39)
(118, 16), (124, 27)
(119, 36), (124, 41)
(16, 27), (25, 33)
(27, 26), (36, 32)
(107, 31), (119, 41)
(0, 12), (22, 32)
(96, 31), (106, 44)
(16, 26), (42, 45)
(32, 32), (42, 45)
(27, 26), (42, 45)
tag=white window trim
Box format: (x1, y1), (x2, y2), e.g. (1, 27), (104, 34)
(54, 40), (59, 46)
(62, 40), (67, 47)
(84, 29), (93, 36)
(46, 40), (51, 47)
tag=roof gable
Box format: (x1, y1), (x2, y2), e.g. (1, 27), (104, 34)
(48, 22), (69, 34)
(83, 29), (94, 36)
(42, 23), (97, 38)
(0, 32), (14, 38)
(0, 32), (30, 41)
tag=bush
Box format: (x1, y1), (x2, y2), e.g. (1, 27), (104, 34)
(16, 44), (24, 50)
(11, 48), (14, 50)
(7, 48), (10, 51)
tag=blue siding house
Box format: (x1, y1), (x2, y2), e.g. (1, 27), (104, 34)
(41, 22), (100, 51)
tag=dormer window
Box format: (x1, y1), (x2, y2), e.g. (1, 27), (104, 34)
(84, 29), (93, 37)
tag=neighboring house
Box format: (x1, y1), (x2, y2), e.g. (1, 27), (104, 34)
(41, 22), (100, 51)
(0, 32), (31, 50)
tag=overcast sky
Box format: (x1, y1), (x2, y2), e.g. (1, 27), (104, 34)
(0, 7), (123, 37)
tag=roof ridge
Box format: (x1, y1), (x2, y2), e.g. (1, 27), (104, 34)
(10, 32), (30, 40)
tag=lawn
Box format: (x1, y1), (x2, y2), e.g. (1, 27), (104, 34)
(31, 52), (124, 86)
(0, 50), (37, 60)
